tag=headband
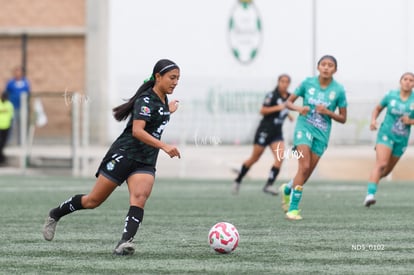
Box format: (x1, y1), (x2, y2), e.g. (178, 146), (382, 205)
(159, 64), (178, 74)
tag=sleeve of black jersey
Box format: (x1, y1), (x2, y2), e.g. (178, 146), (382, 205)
(262, 92), (274, 107)
(132, 96), (153, 122)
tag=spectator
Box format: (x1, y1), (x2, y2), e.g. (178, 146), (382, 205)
(0, 91), (14, 164)
(5, 66), (30, 144)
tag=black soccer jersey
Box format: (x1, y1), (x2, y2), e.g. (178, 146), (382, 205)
(258, 89), (290, 130)
(110, 88), (170, 166)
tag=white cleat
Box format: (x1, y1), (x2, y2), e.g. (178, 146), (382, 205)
(113, 239), (135, 256)
(364, 194), (376, 207)
(263, 184), (278, 196)
(43, 216), (58, 241)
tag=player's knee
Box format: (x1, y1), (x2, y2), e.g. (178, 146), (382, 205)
(130, 193), (149, 208)
(376, 161), (388, 172)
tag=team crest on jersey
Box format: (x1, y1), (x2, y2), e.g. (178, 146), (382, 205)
(308, 88), (315, 95)
(140, 106), (151, 116)
(382, 135), (388, 141)
(143, 97), (150, 103)
(296, 131), (303, 139)
(410, 103), (414, 110)
(106, 160), (116, 171)
(329, 91), (336, 100)
(390, 100), (396, 107)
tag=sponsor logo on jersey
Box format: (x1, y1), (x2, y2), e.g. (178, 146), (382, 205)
(140, 106), (151, 116)
(158, 107), (171, 115)
(308, 97), (330, 107)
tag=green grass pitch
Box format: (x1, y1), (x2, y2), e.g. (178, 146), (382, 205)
(0, 175), (413, 274)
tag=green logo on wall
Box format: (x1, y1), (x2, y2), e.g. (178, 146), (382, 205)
(229, 0), (262, 64)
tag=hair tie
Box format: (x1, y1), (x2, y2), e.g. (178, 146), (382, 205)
(143, 75), (155, 83)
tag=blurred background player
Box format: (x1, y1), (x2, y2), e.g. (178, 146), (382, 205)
(364, 72), (414, 207)
(232, 74), (293, 195)
(4, 66), (30, 145)
(43, 59), (181, 255)
(281, 55), (347, 220)
(0, 91), (14, 164)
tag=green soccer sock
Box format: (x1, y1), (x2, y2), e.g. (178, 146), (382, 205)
(284, 179), (293, 195)
(367, 182), (377, 195)
(288, 185), (303, 212)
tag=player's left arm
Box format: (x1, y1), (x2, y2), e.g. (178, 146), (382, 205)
(316, 89), (348, 124)
(132, 120), (181, 158)
(260, 104), (285, 115)
(316, 105), (347, 124)
(168, 99), (179, 114)
(316, 89), (347, 124)
(400, 115), (414, 125)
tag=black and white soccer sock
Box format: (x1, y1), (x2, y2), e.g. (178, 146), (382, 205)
(235, 164), (250, 184)
(121, 206), (144, 241)
(266, 166), (280, 186)
(49, 194), (85, 221)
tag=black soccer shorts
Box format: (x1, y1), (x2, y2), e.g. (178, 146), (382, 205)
(95, 148), (156, 185)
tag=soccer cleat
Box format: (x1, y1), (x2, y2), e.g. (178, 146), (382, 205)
(263, 184), (278, 196)
(364, 194), (376, 207)
(280, 183), (290, 212)
(285, 210), (303, 221)
(113, 239), (135, 256)
(232, 181), (241, 195)
(43, 216), (58, 241)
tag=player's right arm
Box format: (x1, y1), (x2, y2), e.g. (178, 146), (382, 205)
(370, 105), (385, 131)
(286, 94), (310, 116)
(371, 92), (390, 131)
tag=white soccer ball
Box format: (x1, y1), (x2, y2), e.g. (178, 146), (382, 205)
(208, 222), (239, 254)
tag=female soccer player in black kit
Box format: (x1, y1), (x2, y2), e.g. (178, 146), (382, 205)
(232, 74), (292, 195)
(43, 59), (181, 256)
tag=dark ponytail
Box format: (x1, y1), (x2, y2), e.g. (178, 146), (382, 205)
(113, 80), (154, 121)
(113, 59), (179, 121)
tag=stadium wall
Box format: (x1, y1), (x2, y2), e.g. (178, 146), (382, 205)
(107, 0), (414, 146)
(0, 0), (86, 142)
